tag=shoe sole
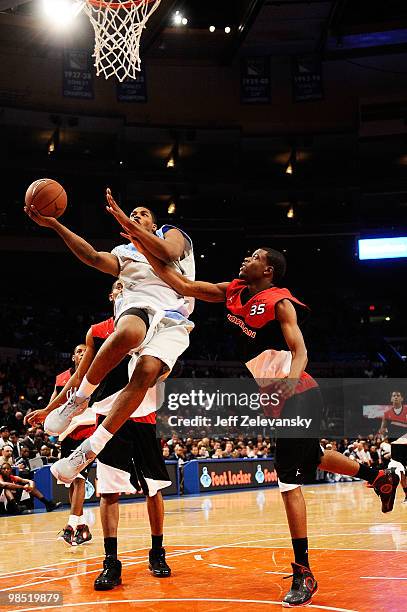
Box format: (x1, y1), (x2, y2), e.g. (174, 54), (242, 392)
(57, 537), (73, 548)
(72, 540), (93, 547)
(380, 476), (399, 513)
(50, 465), (74, 485)
(148, 564), (171, 578)
(94, 578), (122, 591)
(282, 586), (318, 608)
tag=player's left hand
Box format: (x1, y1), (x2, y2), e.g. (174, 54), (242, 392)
(105, 188), (140, 235)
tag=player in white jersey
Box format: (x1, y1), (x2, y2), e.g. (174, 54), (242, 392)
(24, 189), (194, 483)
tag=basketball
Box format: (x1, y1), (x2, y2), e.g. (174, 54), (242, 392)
(25, 178), (67, 219)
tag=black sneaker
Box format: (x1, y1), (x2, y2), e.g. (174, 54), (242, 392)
(148, 547), (171, 578)
(282, 563), (318, 607)
(46, 501), (63, 512)
(94, 557), (122, 591)
(58, 526), (74, 547)
(72, 524), (92, 546)
(368, 468), (400, 513)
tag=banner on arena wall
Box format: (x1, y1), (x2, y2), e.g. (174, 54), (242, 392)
(292, 55), (323, 102)
(241, 57), (271, 103)
(63, 50), (94, 100)
(183, 458), (278, 494)
(116, 67), (147, 102)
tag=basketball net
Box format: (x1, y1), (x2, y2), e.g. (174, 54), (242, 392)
(81, 0), (162, 82)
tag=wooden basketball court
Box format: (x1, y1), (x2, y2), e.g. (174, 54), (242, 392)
(0, 482), (406, 611)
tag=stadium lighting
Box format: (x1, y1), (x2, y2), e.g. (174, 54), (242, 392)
(42, 0), (82, 26)
(285, 161), (293, 175)
(225, 26), (231, 34)
(182, 17), (188, 25)
(168, 201), (176, 214)
(209, 25), (215, 32)
(173, 12), (182, 25)
(287, 206), (295, 219)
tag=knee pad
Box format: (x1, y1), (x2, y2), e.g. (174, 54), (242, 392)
(278, 479), (301, 493)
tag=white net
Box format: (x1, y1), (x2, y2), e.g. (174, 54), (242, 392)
(82, 0), (162, 82)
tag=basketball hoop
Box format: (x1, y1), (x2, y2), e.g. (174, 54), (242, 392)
(81, 0), (161, 81)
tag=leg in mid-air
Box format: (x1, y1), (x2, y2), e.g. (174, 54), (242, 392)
(51, 321), (189, 484)
(45, 311), (148, 436)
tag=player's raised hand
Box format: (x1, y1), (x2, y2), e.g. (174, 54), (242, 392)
(105, 188), (139, 235)
(24, 408), (49, 426)
(24, 204), (57, 228)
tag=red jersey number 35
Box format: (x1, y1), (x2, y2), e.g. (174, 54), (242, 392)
(250, 303), (266, 316)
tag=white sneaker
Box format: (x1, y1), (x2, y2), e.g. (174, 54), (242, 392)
(44, 389), (89, 435)
(50, 439), (96, 484)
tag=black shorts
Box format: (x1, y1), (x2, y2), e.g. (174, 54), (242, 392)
(96, 416), (171, 496)
(61, 436), (91, 480)
(275, 387), (324, 485)
(115, 307), (150, 330)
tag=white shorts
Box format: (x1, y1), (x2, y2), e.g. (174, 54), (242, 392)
(130, 315), (190, 382)
(388, 459), (405, 479)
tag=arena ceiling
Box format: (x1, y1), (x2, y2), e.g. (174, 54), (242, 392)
(1, 0), (407, 61)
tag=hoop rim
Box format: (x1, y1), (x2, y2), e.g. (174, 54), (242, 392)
(87, 0), (157, 8)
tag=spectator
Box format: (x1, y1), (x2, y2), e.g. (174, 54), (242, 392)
(14, 445), (32, 479)
(0, 462), (61, 514)
(212, 448), (224, 459)
(22, 428), (38, 459)
(163, 446), (175, 461)
(223, 441), (234, 458)
(0, 426), (10, 450)
(185, 445), (199, 461)
(40, 445), (57, 464)
(0, 445), (14, 467)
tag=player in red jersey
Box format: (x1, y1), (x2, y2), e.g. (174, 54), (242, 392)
(379, 391), (407, 504)
(28, 280), (172, 587)
(28, 342), (90, 544)
(48, 344), (86, 404)
(126, 243), (400, 607)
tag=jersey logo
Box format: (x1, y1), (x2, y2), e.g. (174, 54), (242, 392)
(227, 313), (256, 338)
(249, 303), (266, 316)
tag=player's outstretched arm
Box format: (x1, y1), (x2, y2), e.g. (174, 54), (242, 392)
(122, 232), (228, 302)
(25, 329), (96, 426)
(276, 299), (308, 394)
(24, 204), (119, 276)
(106, 188), (185, 263)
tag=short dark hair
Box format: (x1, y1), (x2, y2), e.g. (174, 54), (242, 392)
(145, 207), (158, 226)
(260, 247), (287, 284)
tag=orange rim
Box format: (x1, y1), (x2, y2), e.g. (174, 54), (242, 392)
(87, 0), (157, 8)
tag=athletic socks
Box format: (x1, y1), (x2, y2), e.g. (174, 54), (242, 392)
(88, 425), (113, 454)
(68, 515), (80, 530)
(357, 464), (379, 484)
(151, 534), (163, 550)
(104, 537), (118, 559)
(292, 538), (309, 568)
(77, 376), (98, 399)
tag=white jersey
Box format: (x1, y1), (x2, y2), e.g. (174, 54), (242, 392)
(111, 225), (195, 320)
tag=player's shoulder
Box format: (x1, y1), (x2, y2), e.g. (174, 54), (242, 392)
(91, 317), (114, 338)
(55, 369), (71, 385)
(226, 278), (247, 294)
(157, 224), (193, 247)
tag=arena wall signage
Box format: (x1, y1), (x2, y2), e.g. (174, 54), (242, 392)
(184, 458), (278, 494)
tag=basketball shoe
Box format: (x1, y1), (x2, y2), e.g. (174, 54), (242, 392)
(282, 563), (318, 607)
(72, 524), (92, 546)
(44, 389), (89, 435)
(368, 468), (399, 513)
(58, 525), (74, 547)
(149, 547), (171, 577)
(94, 558), (122, 591)
(51, 439), (95, 484)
